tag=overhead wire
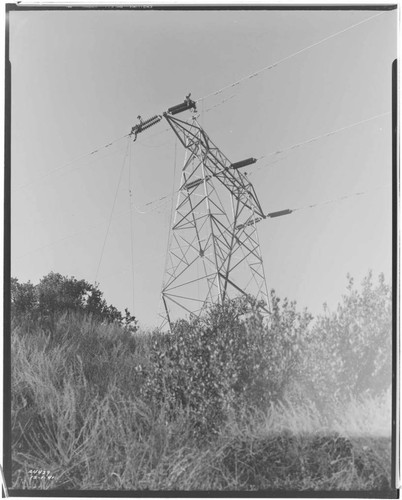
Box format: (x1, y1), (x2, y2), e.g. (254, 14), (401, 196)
(256, 111), (390, 162)
(136, 135), (172, 148)
(169, 139), (179, 234)
(15, 11), (388, 195)
(129, 109), (390, 211)
(14, 7), (392, 264)
(294, 184), (391, 213)
(158, 137), (179, 321)
(204, 94), (237, 113)
(128, 139), (136, 314)
(14, 105), (389, 261)
(98, 250), (168, 283)
(95, 137), (130, 283)
(249, 111), (391, 177)
(195, 11), (388, 104)
(265, 184), (390, 220)
(17, 133), (130, 191)
(14, 201), (140, 262)
(15, 180), (390, 263)
(14, 134), (175, 263)
(16, 10), (392, 327)
(129, 108), (390, 212)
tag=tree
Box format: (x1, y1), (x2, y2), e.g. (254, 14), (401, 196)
(11, 278), (36, 316)
(36, 272), (92, 317)
(11, 272), (138, 332)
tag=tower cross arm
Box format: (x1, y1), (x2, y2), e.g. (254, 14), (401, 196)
(163, 113), (266, 218)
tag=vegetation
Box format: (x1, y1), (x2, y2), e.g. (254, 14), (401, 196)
(10, 272), (393, 491)
(11, 272), (138, 332)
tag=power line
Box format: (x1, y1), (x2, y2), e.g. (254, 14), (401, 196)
(158, 138), (179, 322)
(14, 183), (169, 263)
(265, 184), (390, 220)
(130, 109), (390, 211)
(169, 139), (178, 234)
(250, 111), (391, 176)
(128, 140), (136, 314)
(17, 134), (129, 191)
(14, 179), (389, 262)
(295, 184), (391, 212)
(247, 156), (287, 178)
(14, 107), (389, 253)
(14, 10), (388, 195)
(12, 104), (390, 260)
(204, 94), (237, 113)
(14, 203), (133, 262)
(136, 135), (172, 148)
(196, 11), (387, 104)
(95, 137), (130, 283)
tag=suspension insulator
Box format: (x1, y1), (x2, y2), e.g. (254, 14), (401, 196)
(143, 115), (162, 127)
(130, 115), (162, 141)
(184, 175), (211, 191)
(267, 209), (293, 218)
(167, 98), (197, 115)
(231, 158), (257, 169)
(235, 216), (262, 230)
(130, 115), (162, 138)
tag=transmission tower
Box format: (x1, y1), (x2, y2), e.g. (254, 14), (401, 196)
(158, 98), (269, 330)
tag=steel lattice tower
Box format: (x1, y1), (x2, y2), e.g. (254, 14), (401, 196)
(159, 107), (269, 330)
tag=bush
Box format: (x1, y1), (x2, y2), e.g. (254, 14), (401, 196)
(141, 295), (312, 436)
(301, 272), (392, 404)
(11, 272), (138, 333)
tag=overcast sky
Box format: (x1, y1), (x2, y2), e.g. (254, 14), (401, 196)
(10, 7), (397, 327)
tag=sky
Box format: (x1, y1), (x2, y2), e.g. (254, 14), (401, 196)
(9, 6), (397, 328)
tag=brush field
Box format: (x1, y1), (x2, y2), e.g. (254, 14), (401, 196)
(10, 273), (393, 491)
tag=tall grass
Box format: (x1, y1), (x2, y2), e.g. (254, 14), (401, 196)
(11, 312), (392, 491)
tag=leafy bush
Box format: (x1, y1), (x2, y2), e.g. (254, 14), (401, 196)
(301, 272), (392, 404)
(141, 295), (312, 435)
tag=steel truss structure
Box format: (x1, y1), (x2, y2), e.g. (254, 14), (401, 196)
(159, 111), (269, 330)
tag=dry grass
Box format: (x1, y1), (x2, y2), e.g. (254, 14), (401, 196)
(206, 394), (392, 491)
(11, 313), (393, 491)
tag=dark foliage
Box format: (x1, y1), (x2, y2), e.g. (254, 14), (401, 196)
(11, 272), (138, 332)
(141, 295), (313, 435)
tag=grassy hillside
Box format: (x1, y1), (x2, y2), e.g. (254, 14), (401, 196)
(10, 273), (393, 491)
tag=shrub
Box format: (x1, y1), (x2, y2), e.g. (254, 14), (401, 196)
(11, 272), (138, 333)
(302, 272), (392, 404)
(141, 295), (312, 436)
